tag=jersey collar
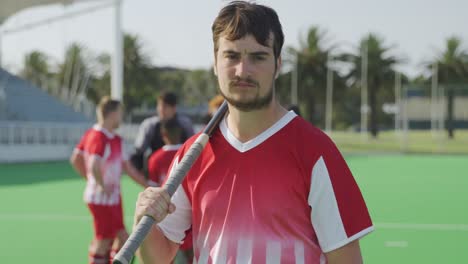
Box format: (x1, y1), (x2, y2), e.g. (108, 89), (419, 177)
(219, 110), (297, 153)
(162, 144), (182, 151)
(93, 124), (115, 139)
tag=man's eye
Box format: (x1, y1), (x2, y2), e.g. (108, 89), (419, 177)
(226, 54), (239, 60)
(252, 55), (266, 61)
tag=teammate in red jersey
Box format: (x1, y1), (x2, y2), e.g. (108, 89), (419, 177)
(147, 119), (194, 263)
(147, 119), (182, 188)
(70, 96), (148, 264)
(134, 2), (373, 263)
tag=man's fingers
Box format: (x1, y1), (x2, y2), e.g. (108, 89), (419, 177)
(135, 187), (174, 223)
(147, 187), (171, 203)
(159, 188), (172, 204)
(168, 203), (176, 214)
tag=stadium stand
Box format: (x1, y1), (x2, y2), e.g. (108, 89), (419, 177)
(0, 68), (91, 122)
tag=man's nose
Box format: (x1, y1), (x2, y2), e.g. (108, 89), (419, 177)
(235, 58), (253, 78)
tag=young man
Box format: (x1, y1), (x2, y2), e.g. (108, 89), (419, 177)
(130, 91), (195, 174)
(70, 96), (148, 264)
(147, 119), (194, 263)
(134, 2), (373, 263)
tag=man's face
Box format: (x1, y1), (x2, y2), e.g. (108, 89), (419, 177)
(214, 34), (281, 112)
(157, 101), (177, 121)
(109, 106), (122, 129)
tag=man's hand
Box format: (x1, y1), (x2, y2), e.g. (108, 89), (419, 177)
(98, 184), (113, 196)
(69, 151), (87, 179)
(134, 187), (176, 225)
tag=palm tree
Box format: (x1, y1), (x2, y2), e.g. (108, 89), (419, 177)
(287, 26), (336, 126)
(56, 43), (91, 102)
(340, 34), (399, 137)
(427, 36), (468, 138)
(21, 51), (50, 90)
(87, 53), (111, 104)
(122, 34), (158, 112)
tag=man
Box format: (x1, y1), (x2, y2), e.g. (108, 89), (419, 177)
(134, 2), (373, 263)
(147, 119), (194, 263)
(130, 91), (194, 174)
(70, 96), (148, 264)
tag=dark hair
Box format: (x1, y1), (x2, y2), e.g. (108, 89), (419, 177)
(97, 96), (121, 120)
(160, 118), (182, 144)
(158, 91), (178, 106)
(212, 1), (284, 61)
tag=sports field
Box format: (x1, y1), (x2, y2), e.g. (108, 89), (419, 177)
(1, 155), (467, 263)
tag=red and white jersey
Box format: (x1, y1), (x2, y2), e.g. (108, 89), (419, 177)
(158, 111), (373, 263)
(74, 125), (127, 205)
(147, 144), (181, 187)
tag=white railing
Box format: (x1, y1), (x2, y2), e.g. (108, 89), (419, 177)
(0, 122), (140, 163)
(0, 121), (205, 163)
(0, 122), (140, 145)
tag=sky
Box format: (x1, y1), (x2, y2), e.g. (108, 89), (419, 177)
(1, 0), (467, 77)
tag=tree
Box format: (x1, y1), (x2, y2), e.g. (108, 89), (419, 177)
(286, 26), (334, 126)
(122, 34), (159, 112)
(21, 51), (50, 90)
(283, 26), (350, 130)
(89, 34), (158, 114)
(87, 53), (111, 104)
(340, 34), (399, 137)
(56, 43), (91, 103)
(427, 36), (468, 138)
(182, 69), (218, 106)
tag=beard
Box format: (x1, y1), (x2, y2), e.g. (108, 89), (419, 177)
(219, 77), (274, 112)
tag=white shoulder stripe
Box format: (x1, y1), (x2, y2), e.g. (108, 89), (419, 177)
(308, 156), (347, 252)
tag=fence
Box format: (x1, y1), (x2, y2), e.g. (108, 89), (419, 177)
(0, 122), (139, 162)
(0, 122), (141, 145)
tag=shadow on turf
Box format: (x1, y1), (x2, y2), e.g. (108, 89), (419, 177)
(0, 161), (81, 186)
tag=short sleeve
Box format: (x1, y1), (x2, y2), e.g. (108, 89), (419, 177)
(147, 152), (161, 186)
(308, 138), (373, 252)
(87, 133), (106, 158)
(74, 130), (89, 153)
(157, 155), (192, 243)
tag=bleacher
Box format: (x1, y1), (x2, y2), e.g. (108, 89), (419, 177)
(0, 68), (96, 162)
(0, 68), (91, 122)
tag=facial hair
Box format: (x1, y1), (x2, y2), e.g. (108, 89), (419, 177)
(219, 76), (274, 112)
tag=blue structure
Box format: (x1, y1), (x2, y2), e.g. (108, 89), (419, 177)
(0, 68), (91, 122)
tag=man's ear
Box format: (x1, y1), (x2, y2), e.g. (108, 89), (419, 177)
(275, 56), (282, 79)
(213, 61), (218, 76)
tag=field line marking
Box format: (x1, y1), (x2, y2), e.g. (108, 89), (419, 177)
(1, 214), (468, 232)
(375, 222), (468, 231)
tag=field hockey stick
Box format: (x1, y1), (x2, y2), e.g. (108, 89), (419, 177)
(113, 101), (228, 264)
